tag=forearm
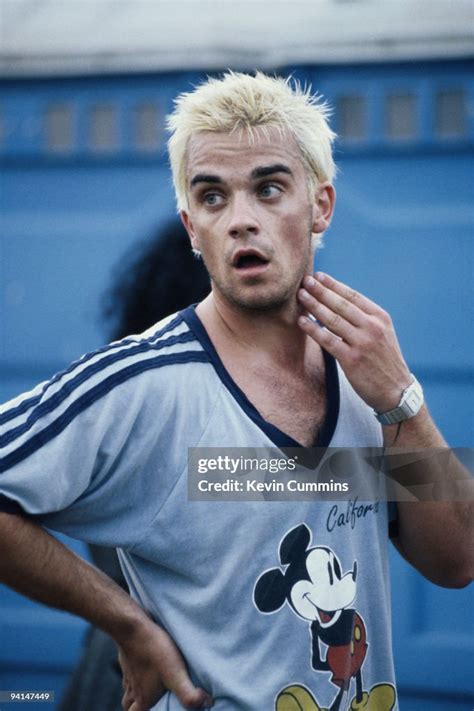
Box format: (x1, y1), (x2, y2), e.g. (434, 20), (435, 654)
(0, 511), (149, 644)
(0, 511), (214, 709)
(383, 406), (474, 588)
(297, 273), (473, 588)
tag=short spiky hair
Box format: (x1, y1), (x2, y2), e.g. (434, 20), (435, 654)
(166, 71), (337, 213)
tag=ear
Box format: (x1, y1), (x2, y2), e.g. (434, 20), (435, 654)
(279, 523), (312, 566)
(180, 210), (201, 253)
(254, 568), (288, 613)
(311, 182), (336, 234)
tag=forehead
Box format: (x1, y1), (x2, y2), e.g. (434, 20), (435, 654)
(185, 127), (305, 181)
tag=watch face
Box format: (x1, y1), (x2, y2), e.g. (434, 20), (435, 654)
(376, 377), (423, 424)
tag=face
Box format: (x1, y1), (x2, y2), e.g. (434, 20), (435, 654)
(290, 548), (356, 626)
(181, 127), (334, 314)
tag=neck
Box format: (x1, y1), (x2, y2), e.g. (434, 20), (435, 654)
(196, 289), (316, 370)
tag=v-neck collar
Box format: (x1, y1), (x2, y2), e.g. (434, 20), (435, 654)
(182, 305), (339, 448)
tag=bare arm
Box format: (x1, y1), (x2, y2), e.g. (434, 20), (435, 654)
(381, 407), (473, 588)
(0, 511), (213, 711)
(298, 271), (474, 588)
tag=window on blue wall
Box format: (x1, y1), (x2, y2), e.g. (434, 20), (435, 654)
(134, 104), (160, 151)
(45, 104), (74, 153)
(89, 105), (118, 152)
(435, 89), (466, 138)
(385, 94), (416, 140)
(336, 96), (366, 140)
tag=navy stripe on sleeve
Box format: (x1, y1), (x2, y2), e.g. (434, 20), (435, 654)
(0, 313), (185, 427)
(1, 331), (197, 449)
(0, 351), (210, 473)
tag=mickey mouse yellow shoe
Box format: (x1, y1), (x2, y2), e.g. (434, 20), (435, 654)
(276, 684), (326, 711)
(349, 692), (369, 709)
(349, 684), (396, 711)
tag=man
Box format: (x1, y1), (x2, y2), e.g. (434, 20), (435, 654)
(0, 72), (472, 711)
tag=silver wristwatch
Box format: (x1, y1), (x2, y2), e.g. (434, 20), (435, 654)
(375, 375), (424, 425)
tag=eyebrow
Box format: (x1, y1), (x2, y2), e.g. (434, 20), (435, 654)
(251, 164), (294, 179)
(190, 163), (294, 190)
(190, 174), (222, 188)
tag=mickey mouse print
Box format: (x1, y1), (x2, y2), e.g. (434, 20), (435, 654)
(253, 523), (396, 711)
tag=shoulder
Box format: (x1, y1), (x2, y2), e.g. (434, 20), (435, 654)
(0, 310), (212, 472)
(2, 310), (208, 426)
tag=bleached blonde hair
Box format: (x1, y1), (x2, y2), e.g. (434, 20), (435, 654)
(167, 71), (337, 247)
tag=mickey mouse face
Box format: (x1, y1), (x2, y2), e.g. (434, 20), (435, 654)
(254, 523), (357, 628)
(291, 547), (357, 625)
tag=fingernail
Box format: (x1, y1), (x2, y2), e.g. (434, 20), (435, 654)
(315, 271), (326, 282)
(304, 275), (315, 288)
(298, 289), (310, 300)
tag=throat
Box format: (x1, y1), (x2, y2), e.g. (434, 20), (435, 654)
(195, 297), (329, 446)
(231, 356), (327, 447)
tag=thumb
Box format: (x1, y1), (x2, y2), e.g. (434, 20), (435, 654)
(168, 669), (214, 709)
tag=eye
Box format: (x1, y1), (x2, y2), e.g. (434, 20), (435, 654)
(202, 192), (225, 206)
(258, 183), (282, 199)
(327, 561), (334, 586)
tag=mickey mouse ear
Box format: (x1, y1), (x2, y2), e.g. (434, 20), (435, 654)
(254, 568), (287, 613)
(279, 523), (311, 566)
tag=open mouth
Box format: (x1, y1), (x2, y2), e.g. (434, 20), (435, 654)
(233, 250), (270, 272)
(317, 608), (336, 624)
(303, 593), (336, 624)
(236, 254), (268, 269)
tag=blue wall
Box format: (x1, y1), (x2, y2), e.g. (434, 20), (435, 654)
(1, 60), (473, 709)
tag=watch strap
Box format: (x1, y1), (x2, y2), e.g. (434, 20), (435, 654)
(375, 375), (424, 425)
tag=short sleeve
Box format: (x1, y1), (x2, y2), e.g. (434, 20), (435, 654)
(0, 363), (159, 546)
(0, 328), (198, 548)
(0, 315), (213, 546)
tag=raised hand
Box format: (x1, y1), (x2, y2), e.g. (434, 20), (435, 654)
(297, 272), (412, 414)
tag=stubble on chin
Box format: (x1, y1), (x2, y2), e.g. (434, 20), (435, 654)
(222, 288), (291, 313)
(209, 267), (306, 314)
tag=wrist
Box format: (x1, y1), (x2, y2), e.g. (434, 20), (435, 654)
(374, 375), (413, 414)
(375, 374), (424, 426)
(109, 601), (151, 647)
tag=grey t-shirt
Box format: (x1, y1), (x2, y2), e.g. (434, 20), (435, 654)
(0, 307), (397, 710)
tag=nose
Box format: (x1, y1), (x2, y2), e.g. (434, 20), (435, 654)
(227, 193), (259, 239)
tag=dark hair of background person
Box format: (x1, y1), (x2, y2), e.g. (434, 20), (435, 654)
(102, 219), (210, 342)
(58, 219), (210, 711)
(92, 217), (210, 580)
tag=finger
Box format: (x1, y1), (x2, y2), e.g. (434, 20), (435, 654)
(169, 670), (214, 709)
(122, 687), (134, 711)
(152, 678), (212, 710)
(298, 315), (351, 362)
(298, 289), (357, 343)
(302, 276), (367, 330)
(126, 690), (150, 711)
(158, 639), (213, 708)
(312, 272), (380, 317)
